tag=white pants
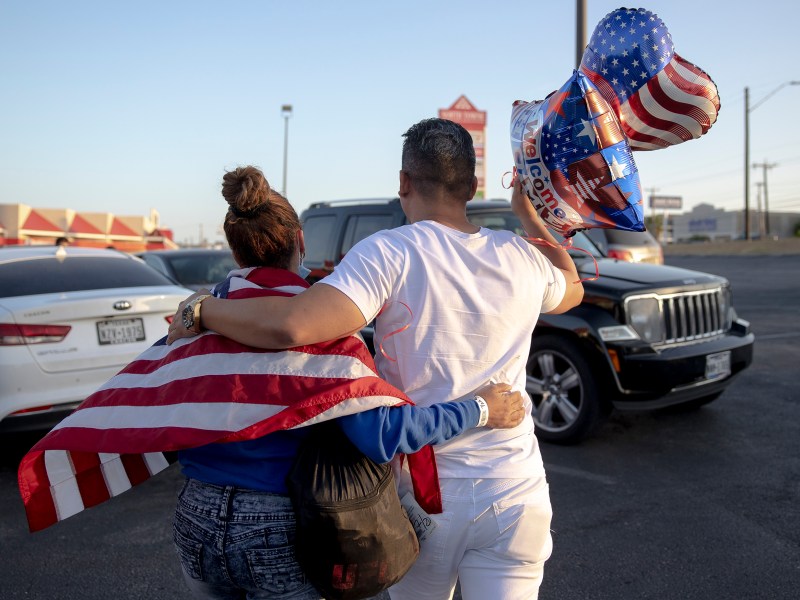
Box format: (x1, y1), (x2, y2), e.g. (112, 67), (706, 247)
(389, 477), (553, 600)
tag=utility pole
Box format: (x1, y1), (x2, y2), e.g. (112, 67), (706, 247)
(645, 187), (659, 217)
(752, 161), (777, 236)
(744, 87), (750, 240)
(575, 0), (586, 69)
(755, 181), (764, 238)
(743, 81), (799, 240)
(644, 187), (659, 235)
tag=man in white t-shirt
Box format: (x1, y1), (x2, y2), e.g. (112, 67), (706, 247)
(168, 118), (583, 599)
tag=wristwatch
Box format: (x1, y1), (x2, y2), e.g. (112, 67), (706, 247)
(181, 294), (212, 332)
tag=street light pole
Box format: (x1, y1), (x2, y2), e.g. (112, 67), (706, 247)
(743, 81), (799, 240)
(281, 104), (293, 197)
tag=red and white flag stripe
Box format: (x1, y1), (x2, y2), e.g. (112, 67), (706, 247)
(18, 267), (438, 532)
(583, 54), (720, 151)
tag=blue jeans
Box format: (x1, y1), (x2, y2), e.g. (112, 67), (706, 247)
(173, 478), (322, 600)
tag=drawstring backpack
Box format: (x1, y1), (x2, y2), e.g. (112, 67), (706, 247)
(286, 421), (419, 600)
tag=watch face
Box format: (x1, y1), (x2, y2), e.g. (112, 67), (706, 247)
(181, 303), (194, 329)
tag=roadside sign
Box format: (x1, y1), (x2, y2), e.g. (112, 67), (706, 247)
(649, 195), (683, 209)
(439, 96), (487, 198)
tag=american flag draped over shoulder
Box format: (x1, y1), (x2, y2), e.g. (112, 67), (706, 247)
(580, 7), (720, 151)
(18, 267), (439, 533)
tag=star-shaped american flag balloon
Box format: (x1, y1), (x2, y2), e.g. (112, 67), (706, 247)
(580, 7), (720, 151)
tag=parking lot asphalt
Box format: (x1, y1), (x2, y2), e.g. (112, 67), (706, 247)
(1, 253), (798, 600)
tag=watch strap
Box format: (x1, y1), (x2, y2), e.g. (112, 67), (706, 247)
(186, 294), (212, 332)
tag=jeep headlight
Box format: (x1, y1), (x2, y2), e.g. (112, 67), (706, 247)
(598, 325), (640, 342)
(626, 297), (665, 343)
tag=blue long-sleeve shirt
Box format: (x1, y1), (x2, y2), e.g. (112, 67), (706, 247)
(178, 400), (480, 493)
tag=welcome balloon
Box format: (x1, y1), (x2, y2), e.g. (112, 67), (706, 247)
(511, 70), (645, 238)
(580, 6), (720, 151)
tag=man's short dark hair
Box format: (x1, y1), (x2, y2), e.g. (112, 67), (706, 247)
(402, 118), (476, 199)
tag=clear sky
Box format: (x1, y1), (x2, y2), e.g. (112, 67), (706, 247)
(2, 1), (798, 245)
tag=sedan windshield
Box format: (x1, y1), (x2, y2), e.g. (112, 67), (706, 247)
(0, 256), (176, 298)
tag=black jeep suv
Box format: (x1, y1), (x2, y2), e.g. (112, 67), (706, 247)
(300, 199), (754, 444)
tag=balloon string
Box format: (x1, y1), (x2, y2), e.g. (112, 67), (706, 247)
(501, 169), (516, 189)
(375, 301), (413, 362)
(523, 236), (599, 283)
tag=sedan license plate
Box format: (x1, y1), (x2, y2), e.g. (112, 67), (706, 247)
(97, 318), (146, 345)
(705, 351), (731, 380)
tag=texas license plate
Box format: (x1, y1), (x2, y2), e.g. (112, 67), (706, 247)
(705, 351), (731, 380)
(97, 318), (145, 345)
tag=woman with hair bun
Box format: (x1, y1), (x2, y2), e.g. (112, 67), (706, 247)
(172, 166), (524, 600)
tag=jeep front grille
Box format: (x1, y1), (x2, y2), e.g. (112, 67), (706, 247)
(625, 287), (730, 346)
(663, 289), (727, 343)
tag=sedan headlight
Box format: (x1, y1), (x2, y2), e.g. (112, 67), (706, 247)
(626, 296), (665, 343)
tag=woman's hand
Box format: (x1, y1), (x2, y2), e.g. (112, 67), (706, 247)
(166, 289), (211, 344)
(476, 382), (527, 429)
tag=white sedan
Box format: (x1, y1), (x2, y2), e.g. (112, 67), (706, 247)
(0, 245), (192, 433)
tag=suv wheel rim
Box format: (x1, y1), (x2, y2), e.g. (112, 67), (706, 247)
(526, 349), (583, 433)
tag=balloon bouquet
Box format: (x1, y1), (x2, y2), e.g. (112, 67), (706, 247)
(511, 6), (721, 242)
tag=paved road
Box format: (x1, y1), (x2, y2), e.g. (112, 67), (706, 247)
(537, 255), (800, 600)
(1, 255), (798, 599)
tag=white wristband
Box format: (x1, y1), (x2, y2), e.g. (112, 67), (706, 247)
(474, 395), (489, 427)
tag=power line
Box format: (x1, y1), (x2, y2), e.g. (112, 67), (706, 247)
(769, 198), (800, 209)
(649, 167), (740, 189)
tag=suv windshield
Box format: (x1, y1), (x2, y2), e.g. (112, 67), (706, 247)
(164, 253), (237, 286)
(0, 256), (175, 297)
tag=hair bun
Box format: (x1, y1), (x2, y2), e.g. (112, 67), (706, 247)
(222, 166), (271, 218)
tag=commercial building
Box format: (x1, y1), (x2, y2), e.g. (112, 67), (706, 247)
(0, 203), (176, 251)
(668, 203), (799, 242)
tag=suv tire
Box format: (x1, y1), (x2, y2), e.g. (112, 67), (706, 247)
(526, 335), (603, 444)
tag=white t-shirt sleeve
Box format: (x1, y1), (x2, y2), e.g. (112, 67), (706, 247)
(526, 244), (568, 314)
(316, 233), (401, 324)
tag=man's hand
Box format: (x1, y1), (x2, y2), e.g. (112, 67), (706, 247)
(166, 288), (211, 344)
(509, 179), (584, 313)
(511, 178), (541, 226)
(476, 382), (527, 429)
